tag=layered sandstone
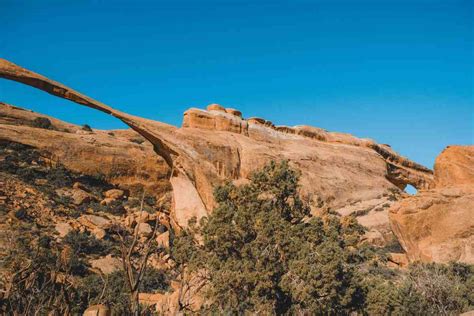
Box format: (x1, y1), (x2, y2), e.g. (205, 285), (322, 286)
(0, 58), (435, 239)
(0, 102), (171, 197)
(390, 146), (474, 264)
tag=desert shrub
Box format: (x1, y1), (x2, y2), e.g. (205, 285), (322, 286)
(352, 208), (371, 217)
(88, 200), (126, 216)
(396, 262), (474, 315)
(105, 200), (127, 215)
(1, 225), (83, 314)
(81, 124), (93, 132)
(382, 235), (404, 253)
(144, 195), (156, 206)
(173, 160), (368, 314)
(0, 142), (41, 178)
(363, 277), (400, 315)
(363, 262), (474, 315)
(63, 230), (114, 256)
(31, 117), (53, 129)
(77, 271), (130, 314)
(45, 165), (73, 187)
(77, 268), (169, 315)
(13, 208), (29, 221)
(130, 137), (145, 144)
(0, 204), (6, 216)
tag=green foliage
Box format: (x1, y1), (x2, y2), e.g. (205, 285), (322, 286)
(174, 160), (474, 315)
(130, 137), (145, 144)
(63, 230), (114, 256)
(364, 262), (474, 315)
(173, 160), (368, 314)
(397, 262), (473, 315)
(382, 235), (404, 253)
(77, 268), (169, 315)
(0, 224), (83, 314)
(81, 124), (93, 132)
(88, 200), (126, 215)
(31, 117), (53, 129)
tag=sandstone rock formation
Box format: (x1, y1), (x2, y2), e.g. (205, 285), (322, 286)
(0, 102), (171, 198)
(0, 58), (435, 240)
(390, 146), (474, 264)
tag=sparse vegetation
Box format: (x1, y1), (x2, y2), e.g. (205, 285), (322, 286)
(63, 230), (114, 256)
(173, 161), (369, 314)
(173, 161), (474, 314)
(81, 124), (93, 132)
(31, 117), (53, 129)
(1, 153), (472, 315)
(130, 137), (145, 144)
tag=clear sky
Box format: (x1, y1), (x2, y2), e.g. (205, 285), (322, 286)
(1, 0), (473, 170)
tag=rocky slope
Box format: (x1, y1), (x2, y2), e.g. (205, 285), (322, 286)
(0, 102), (171, 200)
(0, 58), (470, 265)
(0, 59), (434, 239)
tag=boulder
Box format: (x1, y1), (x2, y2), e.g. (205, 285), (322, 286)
(100, 197), (115, 206)
(83, 304), (111, 316)
(206, 103), (226, 112)
(56, 187), (94, 205)
(92, 227), (106, 240)
(79, 214), (111, 230)
(387, 253), (409, 268)
(136, 222), (153, 237)
(363, 229), (385, 246)
(104, 188), (125, 200)
(125, 214), (136, 227)
(156, 230), (170, 248)
(135, 211), (150, 223)
(71, 188), (93, 205)
(73, 182), (89, 192)
(90, 255), (122, 275)
(55, 222), (73, 238)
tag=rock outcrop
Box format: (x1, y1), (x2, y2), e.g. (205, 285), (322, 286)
(0, 102), (171, 198)
(390, 146), (474, 264)
(0, 58), (435, 239)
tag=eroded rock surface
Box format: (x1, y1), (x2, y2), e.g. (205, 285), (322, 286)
(0, 58), (435, 238)
(390, 146), (474, 264)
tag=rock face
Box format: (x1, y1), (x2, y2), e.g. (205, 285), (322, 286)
(0, 102), (171, 198)
(390, 146), (474, 264)
(0, 58), (435, 240)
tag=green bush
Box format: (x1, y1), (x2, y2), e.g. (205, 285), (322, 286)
(77, 268), (169, 315)
(1, 225), (83, 314)
(81, 124), (93, 132)
(63, 230), (114, 256)
(31, 117), (53, 129)
(173, 161), (368, 314)
(364, 262), (474, 315)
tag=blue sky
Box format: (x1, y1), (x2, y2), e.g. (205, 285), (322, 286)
(1, 0), (472, 170)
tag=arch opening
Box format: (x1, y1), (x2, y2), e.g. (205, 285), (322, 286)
(404, 184), (417, 195)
